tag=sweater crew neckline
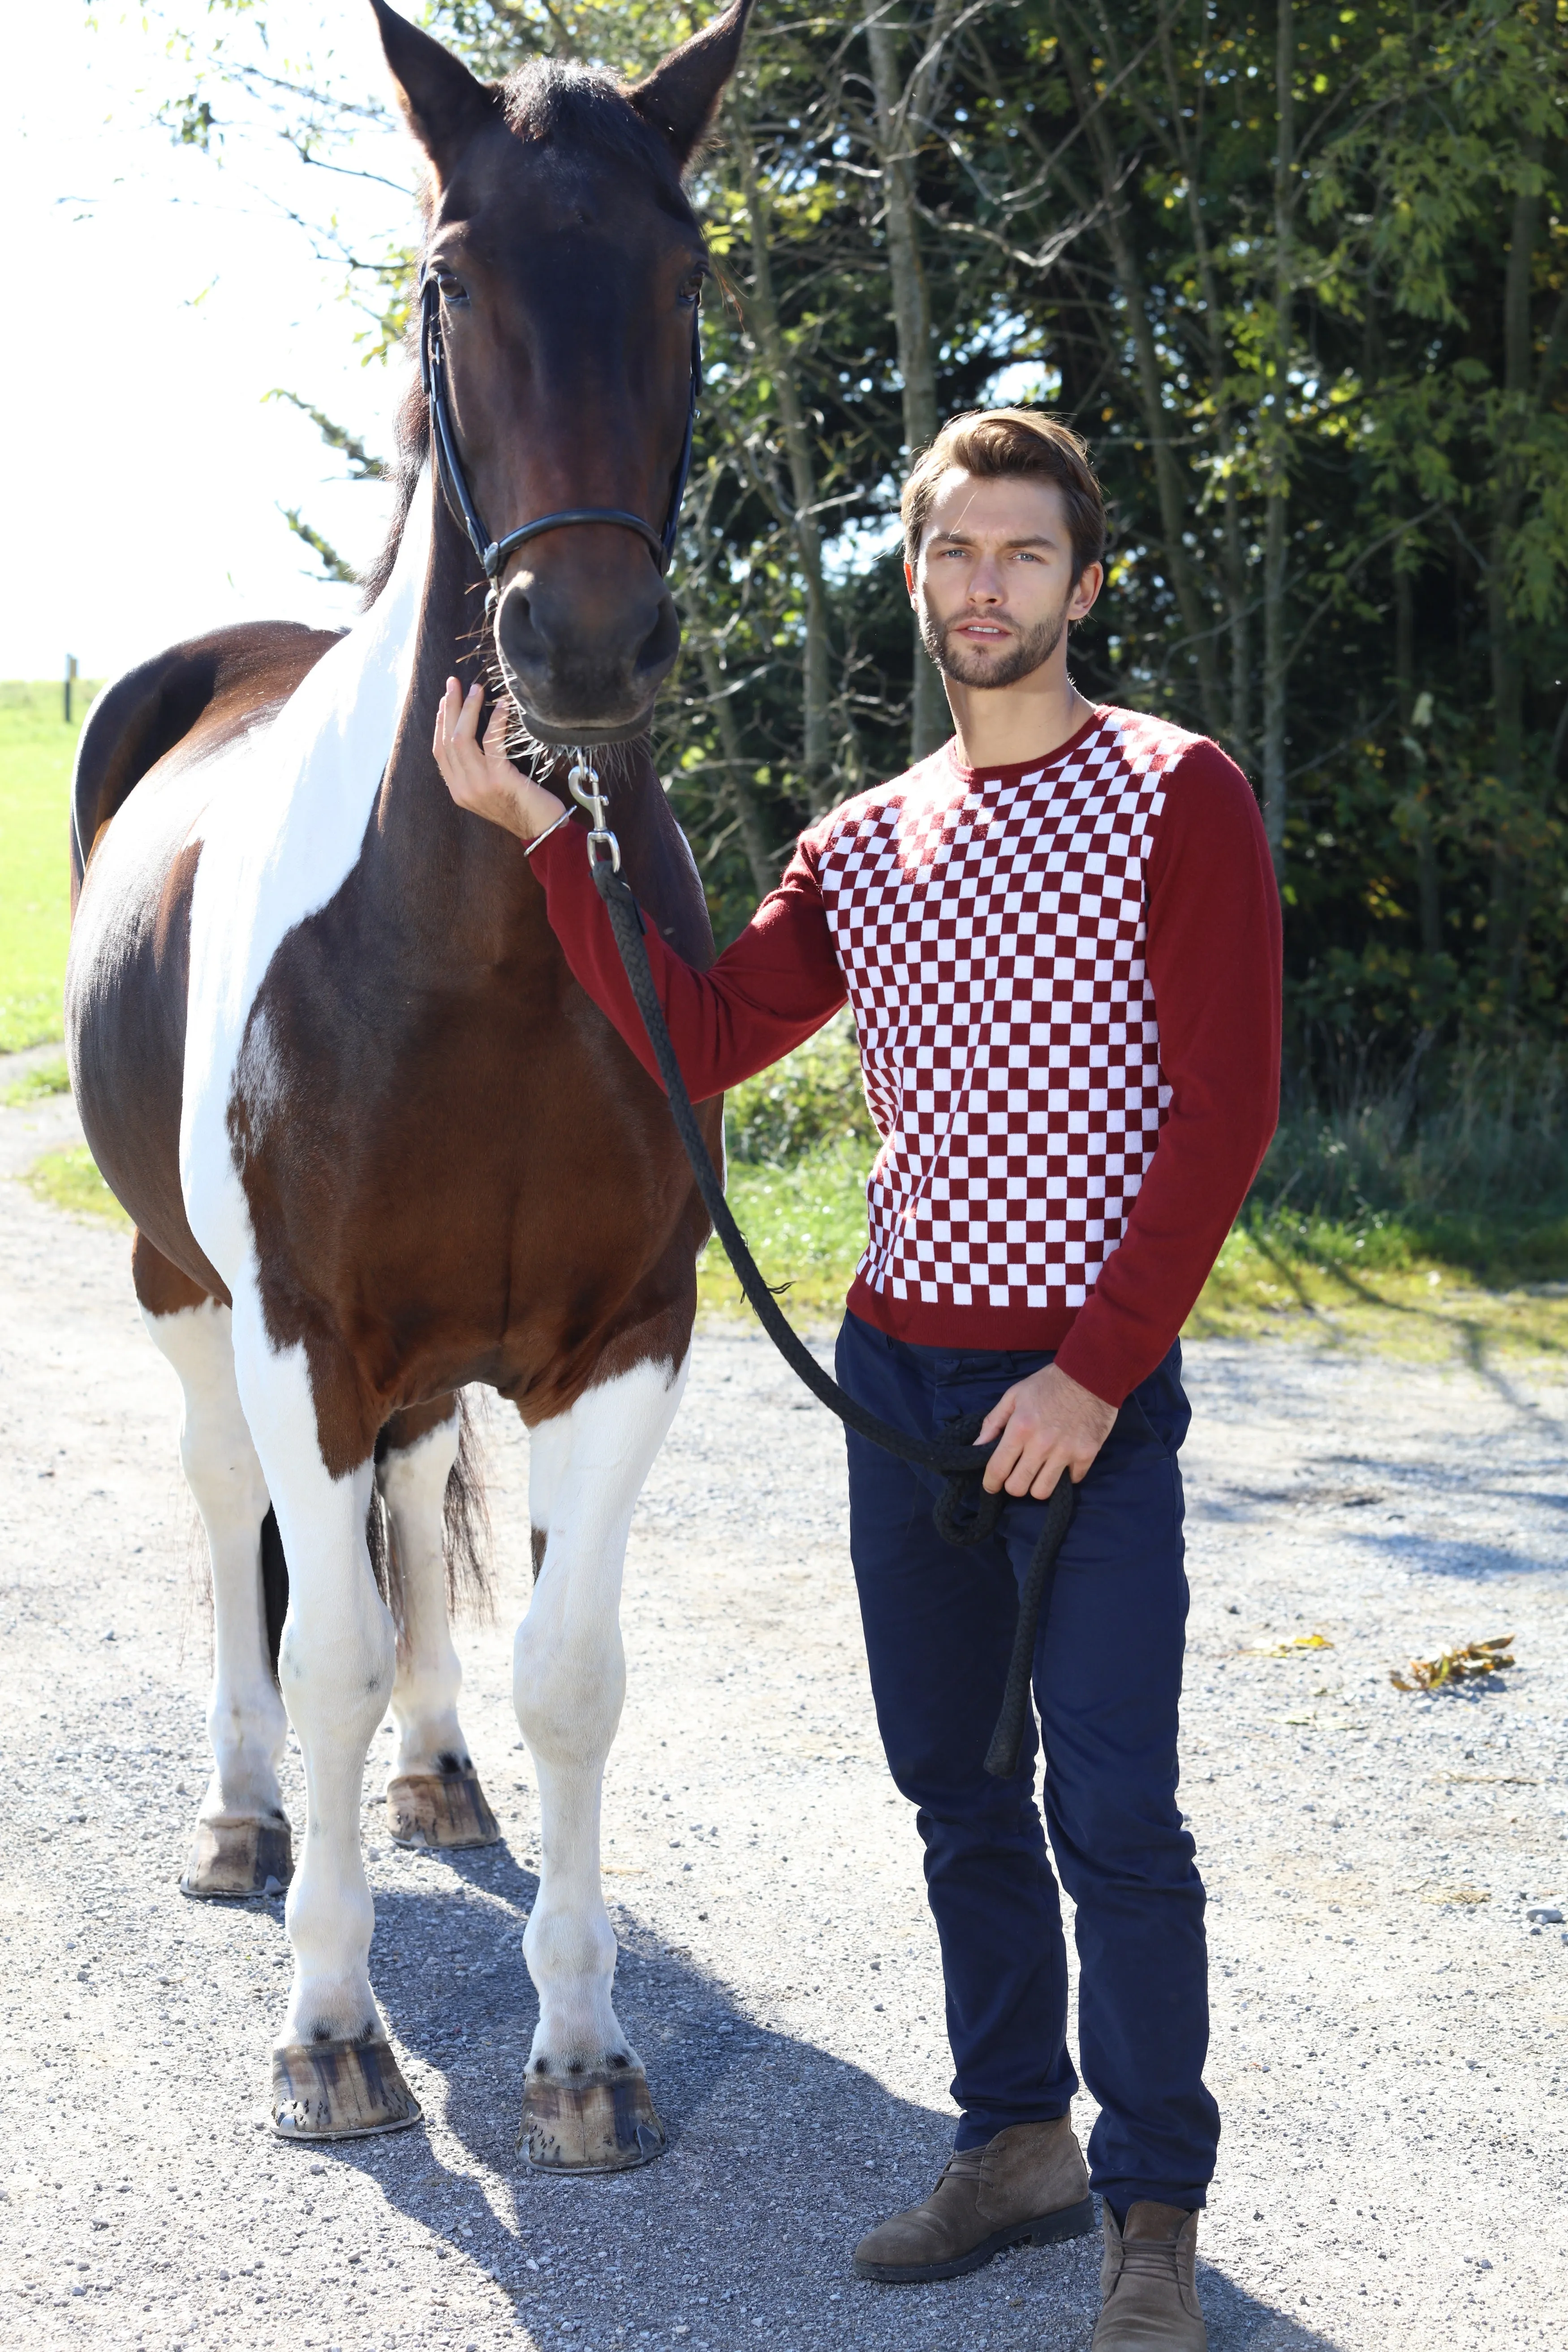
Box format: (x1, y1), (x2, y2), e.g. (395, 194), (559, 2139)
(940, 703), (1109, 793)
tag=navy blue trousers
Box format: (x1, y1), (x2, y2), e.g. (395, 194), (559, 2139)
(835, 1310), (1219, 2213)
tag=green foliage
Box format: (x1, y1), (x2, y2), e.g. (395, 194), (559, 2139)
(698, 1024), (1568, 1351)
(0, 681), (95, 1053)
(699, 1140), (876, 1322)
(1249, 1037), (1568, 1288)
(725, 1011), (876, 1165)
(264, 391), (382, 481)
(24, 1146), (131, 1230)
(1, 1059), (71, 1107)
(277, 505), (358, 584)
(159, 0), (1568, 1082)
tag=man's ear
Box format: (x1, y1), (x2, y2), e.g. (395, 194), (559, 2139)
(368, 0), (497, 177)
(1068, 562), (1104, 623)
(628, 0), (757, 168)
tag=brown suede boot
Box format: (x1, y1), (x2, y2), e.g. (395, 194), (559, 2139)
(853, 2117), (1094, 2283)
(1091, 2201), (1206, 2349)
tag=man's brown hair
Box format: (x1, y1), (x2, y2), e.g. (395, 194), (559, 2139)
(900, 409), (1106, 582)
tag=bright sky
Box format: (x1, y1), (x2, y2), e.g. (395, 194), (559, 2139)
(2, 2), (421, 683)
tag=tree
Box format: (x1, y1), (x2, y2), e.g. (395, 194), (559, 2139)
(152, 0), (1568, 1064)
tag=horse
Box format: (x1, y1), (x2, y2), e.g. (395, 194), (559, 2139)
(64, 0), (752, 2167)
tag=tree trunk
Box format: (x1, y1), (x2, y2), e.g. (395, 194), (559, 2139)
(732, 120), (834, 807)
(1260, 0), (1295, 876)
(1160, 23), (1250, 767)
(694, 638), (777, 901)
(1487, 146), (1541, 1013)
(1056, 9), (1221, 739)
(1395, 556), (1440, 960)
(866, 4), (951, 763)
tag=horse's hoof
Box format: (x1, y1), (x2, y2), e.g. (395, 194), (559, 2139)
(180, 1818), (293, 1900)
(519, 2063), (667, 2172)
(386, 1766), (501, 1850)
(271, 2039), (422, 2140)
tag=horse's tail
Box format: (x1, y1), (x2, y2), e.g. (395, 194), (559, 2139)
(366, 1390), (493, 1634)
(260, 1506), (289, 1678)
(443, 1390), (493, 1618)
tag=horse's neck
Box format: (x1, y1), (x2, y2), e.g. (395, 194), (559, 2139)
(373, 500), (715, 972)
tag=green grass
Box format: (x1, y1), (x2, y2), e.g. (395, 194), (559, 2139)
(698, 1025), (1568, 1364)
(24, 1145), (130, 1230)
(697, 1140), (875, 1322)
(0, 681), (98, 1052)
(32, 1095), (1568, 1367)
(699, 1149), (1568, 1362)
(24, 952), (1568, 1371)
(0, 1056), (71, 1107)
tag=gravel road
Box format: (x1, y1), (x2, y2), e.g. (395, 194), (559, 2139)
(2, 1070), (1566, 2352)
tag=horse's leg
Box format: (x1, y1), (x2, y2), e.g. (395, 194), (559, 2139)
(378, 1397), (500, 1851)
(133, 1234), (293, 1899)
(515, 1351), (689, 2172)
(227, 1305), (419, 2140)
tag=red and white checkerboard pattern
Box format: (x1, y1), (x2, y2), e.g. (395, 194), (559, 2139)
(815, 707), (1198, 1314)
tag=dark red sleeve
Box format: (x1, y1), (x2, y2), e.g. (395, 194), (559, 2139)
(1053, 742), (1282, 1405)
(530, 819), (848, 1095)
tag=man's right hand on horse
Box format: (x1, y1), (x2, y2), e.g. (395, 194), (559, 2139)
(433, 676), (566, 843)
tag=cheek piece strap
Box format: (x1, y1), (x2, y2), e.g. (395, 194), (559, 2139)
(418, 271), (700, 592)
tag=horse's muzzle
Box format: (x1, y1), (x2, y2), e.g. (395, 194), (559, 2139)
(494, 556), (679, 744)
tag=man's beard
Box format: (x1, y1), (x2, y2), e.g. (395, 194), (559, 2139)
(919, 590), (1072, 689)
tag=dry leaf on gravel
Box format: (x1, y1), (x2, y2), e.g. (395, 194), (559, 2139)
(1420, 1887), (1492, 1906)
(1390, 1637), (1515, 1693)
(1243, 1632), (1335, 1658)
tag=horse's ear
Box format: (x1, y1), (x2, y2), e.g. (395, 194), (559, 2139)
(368, 0), (494, 172)
(628, 0), (756, 168)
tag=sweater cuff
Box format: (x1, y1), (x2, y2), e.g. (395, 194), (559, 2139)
(1051, 1316), (1142, 1410)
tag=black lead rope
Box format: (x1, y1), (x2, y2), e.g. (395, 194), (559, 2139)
(588, 852), (1075, 1779)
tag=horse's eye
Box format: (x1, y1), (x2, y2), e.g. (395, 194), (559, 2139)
(678, 269), (706, 310)
(435, 271), (469, 306)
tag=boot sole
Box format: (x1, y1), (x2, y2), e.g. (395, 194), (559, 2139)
(853, 2193), (1097, 2284)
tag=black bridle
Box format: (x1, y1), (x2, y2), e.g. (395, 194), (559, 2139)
(418, 271), (700, 595)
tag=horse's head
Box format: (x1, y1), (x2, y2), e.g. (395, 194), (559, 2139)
(370, 0), (753, 745)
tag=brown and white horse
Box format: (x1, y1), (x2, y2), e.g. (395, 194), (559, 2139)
(65, 0), (750, 2164)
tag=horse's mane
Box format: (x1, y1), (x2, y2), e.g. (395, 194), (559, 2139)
(360, 60), (687, 612)
(360, 371), (430, 610)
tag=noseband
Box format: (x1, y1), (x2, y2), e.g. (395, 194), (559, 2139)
(418, 272), (700, 597)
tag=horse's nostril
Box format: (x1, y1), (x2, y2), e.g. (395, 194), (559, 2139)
(497, 589), (547, 674)
(633, 596), (680, 681)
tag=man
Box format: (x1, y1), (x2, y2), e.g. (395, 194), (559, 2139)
(435, 409), (1281, 2351)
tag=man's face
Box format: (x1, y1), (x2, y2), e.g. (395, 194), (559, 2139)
(906, 470), (1102, 690)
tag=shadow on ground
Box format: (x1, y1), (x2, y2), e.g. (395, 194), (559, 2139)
(268, 1841), (1348, 2352)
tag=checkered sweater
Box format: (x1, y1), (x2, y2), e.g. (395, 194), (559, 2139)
(533, 706), (1280, 1403)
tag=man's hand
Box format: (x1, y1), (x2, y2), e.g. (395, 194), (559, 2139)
(977, 1362), (1118, 1498)
(432, 676), (566, 842)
